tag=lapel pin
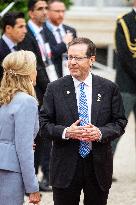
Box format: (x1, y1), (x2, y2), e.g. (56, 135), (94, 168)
(66, 91), (70, 94)
(97, 93), (101, 102)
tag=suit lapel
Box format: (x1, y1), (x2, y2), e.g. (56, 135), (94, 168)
(27, 26), (38, 44)
(26, 25), (44, 61)
(91, 75), (104, 125)
(63, 76), (79, 121)
(44, 23), (58, 44)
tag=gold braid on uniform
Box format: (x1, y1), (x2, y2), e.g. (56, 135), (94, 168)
(119, 17), (136, 58)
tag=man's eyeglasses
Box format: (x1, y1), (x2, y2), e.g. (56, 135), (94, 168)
(49, 10), (65, 13)
(67, 56), (89, 62)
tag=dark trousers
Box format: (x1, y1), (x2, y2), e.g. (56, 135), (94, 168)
(53, 154), (109, 205)
(41, 137), (52, 182)
(34, 133), (45, 174)
(34, 133), (52, 183)
(34, 70), (50, 180)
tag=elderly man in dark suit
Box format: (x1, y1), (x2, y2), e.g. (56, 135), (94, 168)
(44, 0), (77, 78)
(0, 12), (27, 82)
(40, 37), (127, 205)
(112, 0), (136, 157)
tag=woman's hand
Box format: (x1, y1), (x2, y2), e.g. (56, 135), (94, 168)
(29, 191), (41, 204)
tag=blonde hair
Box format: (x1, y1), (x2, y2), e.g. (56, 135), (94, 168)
(0, 50), (37, 105)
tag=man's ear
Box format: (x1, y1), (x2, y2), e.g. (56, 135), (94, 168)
(6, 25), (13, 34)
(90, 56), (96, 62)
(28, 10), (33, 19)
(89, 56), (95, 66)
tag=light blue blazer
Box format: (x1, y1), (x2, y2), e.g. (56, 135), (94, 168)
(0, 92), (39, 193)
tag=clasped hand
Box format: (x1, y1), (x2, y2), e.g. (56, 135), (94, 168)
(66, 119), (101, 142)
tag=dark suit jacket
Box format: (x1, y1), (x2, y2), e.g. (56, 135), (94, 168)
(115, 9), (136, 94)
(18, 25), (50, 107)
(40, 74), (127, 191)
(43, 23), (77, 77)
(0, 38), (11, 82)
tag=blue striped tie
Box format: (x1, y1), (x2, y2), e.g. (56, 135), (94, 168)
(79, 82), (90, 158)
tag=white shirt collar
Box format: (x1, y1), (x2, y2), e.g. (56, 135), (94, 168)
(46, 20), (63, 32)
(72, 72), (92, 88)
(28, 20), (42, 35)
(2, 34), (16, 50)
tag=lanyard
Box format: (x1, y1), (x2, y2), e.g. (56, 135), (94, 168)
(28, 23), (47, 62)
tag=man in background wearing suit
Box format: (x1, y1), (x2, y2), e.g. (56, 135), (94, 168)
(112, 0), (136, 158)
(19, 0), (50, 107)
(44, 0), (77, 77)
(40, 37), (127, 205)
(19, 0), (52, 192)
(0, 12), (27, 82)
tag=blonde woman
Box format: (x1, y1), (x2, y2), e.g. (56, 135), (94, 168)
(0, 50), (41, 205)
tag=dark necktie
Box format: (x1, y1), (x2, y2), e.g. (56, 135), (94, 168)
(13, 45), (18, 51)
(40, 29), (46, 43)
(79, 82), (90, 158)
(56, 28), (63, 42)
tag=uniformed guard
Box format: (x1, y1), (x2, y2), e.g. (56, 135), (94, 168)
(112, 0), (136, 167)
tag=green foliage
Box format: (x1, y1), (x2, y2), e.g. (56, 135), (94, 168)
(60, 0), (73, 9)
(0, 0), (73, 16)
(0, 1), (27, 15)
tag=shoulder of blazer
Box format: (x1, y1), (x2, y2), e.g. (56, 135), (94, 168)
(12, 92), (38, 111)
(120, 9), (135, 22)
(48, 75), (72, 87)
(51, 74), (115, 87)
(92, 74), (118, 92)
(63, 24), (75, 32)
(63, 24), (77, 37)
(0, 38), (10, 60)
(13, 92), (36, 102)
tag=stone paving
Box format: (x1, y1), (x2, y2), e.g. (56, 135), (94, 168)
(24, 68), (136, 205)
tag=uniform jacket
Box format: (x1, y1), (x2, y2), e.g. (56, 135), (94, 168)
(40, 74), (127, 191)
(0, 92), (39, 193)
(115, 9), (136, 93)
